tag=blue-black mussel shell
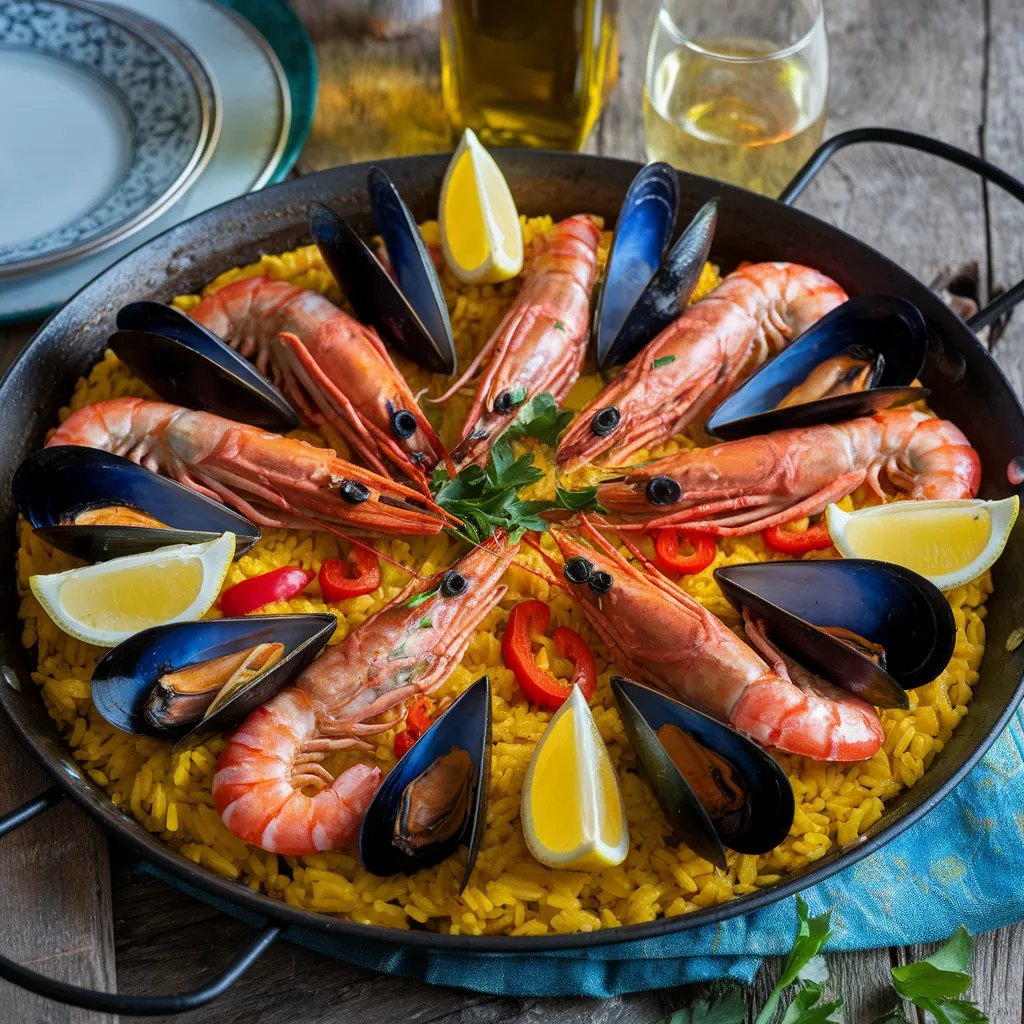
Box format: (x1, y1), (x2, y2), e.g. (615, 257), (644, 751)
(13, 446), (260, 561)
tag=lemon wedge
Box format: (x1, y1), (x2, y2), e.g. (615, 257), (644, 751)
(439, 128), (524, 283)
(521, 685), (629, 870)
(826, 497), (1018, 591)
(30, 533), (235, 647)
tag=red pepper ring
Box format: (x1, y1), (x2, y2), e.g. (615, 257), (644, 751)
(219, 566), (315, 617)
(318, 548), (382, 602)
(762, 518), (834, 555)
(501, 599), (597, 710)
(653, 528), (717, 576)
(394, 696), (437, 758)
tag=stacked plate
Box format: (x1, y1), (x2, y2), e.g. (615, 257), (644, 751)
(0, 0), (317, 322)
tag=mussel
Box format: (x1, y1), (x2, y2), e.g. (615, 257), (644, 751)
(594, 162), (718, 369)
(714, 559), (957, 709)
(612, 677), (794, 865)
(111, 302), (300, 432)
(309, 171), (457, 375)
(706, 294), (929, 440)
(359, 676), (490, 889)
(13, 447), (260, 561)
(91, 614), (336, 738)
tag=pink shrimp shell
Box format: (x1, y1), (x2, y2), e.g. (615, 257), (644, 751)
(213, 688), (381, 855)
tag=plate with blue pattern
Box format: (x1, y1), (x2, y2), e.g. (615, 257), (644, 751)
(0, 0), (217, 278)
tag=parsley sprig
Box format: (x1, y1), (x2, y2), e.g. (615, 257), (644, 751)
(655, 902), (987, 1024)
(504, 391), (575, 448)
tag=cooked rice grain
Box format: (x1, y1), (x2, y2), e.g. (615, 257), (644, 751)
(18, 217), (990, 936)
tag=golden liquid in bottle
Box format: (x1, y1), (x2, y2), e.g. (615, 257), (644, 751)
(643, 35), (825, 196)
(442, 0), (619, 151)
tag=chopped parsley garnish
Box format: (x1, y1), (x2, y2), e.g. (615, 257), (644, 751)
(653, 355), (676, 369)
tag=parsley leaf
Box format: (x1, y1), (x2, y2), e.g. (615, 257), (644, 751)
(653, 355), (677, 369)
(890, 928), (987, 1024)
(418, 617), (432, 628)
(553, 320), (566, 331)
(430, 440), (552, 545)
(663, 985), (746, 1024)
(402, 587), (438, 609)
(504, 391), (575, 448)
(555, 484), (608, 513)
(508, 384), (528, 405)
(754, 897), (834, 1024)
(779, 981), (843, 1024)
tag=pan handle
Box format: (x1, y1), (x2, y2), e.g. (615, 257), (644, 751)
(778, 126), (1024, 332)
(0, 788), (281, 1017)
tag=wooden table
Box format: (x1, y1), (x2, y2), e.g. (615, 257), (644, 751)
(2, 0), (1023, 1019)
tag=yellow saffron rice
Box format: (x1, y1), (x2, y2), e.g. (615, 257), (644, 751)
(16, 218), (990, 936)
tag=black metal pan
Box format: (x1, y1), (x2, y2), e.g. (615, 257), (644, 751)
(1, 128), (1024, 1015)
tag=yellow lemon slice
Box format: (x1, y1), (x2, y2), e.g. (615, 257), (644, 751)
(520, 685), (629, 870)
(30, 533), (236, 647)
(825, 497), (1018, 591)
(439, 128), (524, 284)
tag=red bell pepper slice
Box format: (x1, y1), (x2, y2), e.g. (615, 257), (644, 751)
(763, 519), (833, 554)
(394, 696), (437, 758)
(318, 548), (381, 602)
(653, 528), (717, 575)
(219, 566), (315, 616)
(501, 599), (597, 710)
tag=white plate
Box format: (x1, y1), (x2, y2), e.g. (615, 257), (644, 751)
(0, 0), (293, 322)
(0, 0), (216, 277)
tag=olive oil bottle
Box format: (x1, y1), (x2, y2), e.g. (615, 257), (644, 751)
(441, 0), (619, 151)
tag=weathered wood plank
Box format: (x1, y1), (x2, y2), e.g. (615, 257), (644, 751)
(0, 716), (117, 1024)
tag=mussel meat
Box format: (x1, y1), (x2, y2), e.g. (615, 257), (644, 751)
(393, 747), (474, 856)
(144, 642), (285, 731)
(91, 614), (336, 738)
(706, 294), (930, 440)
(309, 189), (457, 375)
(612, 677), (794, 860)
(714, 559), (957, 709)
(359, 676), (490, 889)
(775, 344), (885, 409)
(594, 162), (718, 369)
(14, 447), (260, 562)
(112, 301), (300, 432)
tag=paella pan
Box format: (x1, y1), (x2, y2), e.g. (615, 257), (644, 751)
(2, 128), (1024, 1014)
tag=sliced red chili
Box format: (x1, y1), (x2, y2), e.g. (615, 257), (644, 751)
(763, 519), (833, 554)
(219, 566), (315, 616)
(501, 599), (597, 711)
(318, 548), (381, 602)
(394, 696), (437, 758)
(653, 528), (717, 575)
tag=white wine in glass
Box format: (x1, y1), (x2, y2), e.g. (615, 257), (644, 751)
(644, 0), (827, 196)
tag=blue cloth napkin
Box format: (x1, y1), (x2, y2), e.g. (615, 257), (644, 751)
(140, 709), (1024, 998)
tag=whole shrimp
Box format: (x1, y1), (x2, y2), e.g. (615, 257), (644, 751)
(48, 398), (448, 535)
(556, 262), (848, 471)
(213, 536), (518, 853)
(191, 277), (451, 495)
(596, 409), (981, 533)
(537, 516), (883, 761)
(435, 215), (601, 469)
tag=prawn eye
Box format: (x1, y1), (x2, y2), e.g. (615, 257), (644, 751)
(563, 556), (594, 584)
(591, 407), (621, 437)
(588, 570), (613, 594)
(440, 570), (468, 597)
(646, 475), (681, 506)
(390, 408), (418, 440)
(340, 480), (371, 504)
(493, 389), (525, 414)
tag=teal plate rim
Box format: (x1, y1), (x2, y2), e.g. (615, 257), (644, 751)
(2, 0), (316, 326)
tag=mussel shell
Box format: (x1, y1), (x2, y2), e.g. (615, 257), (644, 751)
(596, 187), (719, 370)
(309, 200), (456, 375)
(715, 560), (956, 707)
(359, 676), (491, 890)
(13, 447), (260, 561)
(368, 167), (456, 373)
(706, 294), (929, 440)
(112, 303), (300, 432)
(91, 614), (336, 738)
(613, 678), (794, 860)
